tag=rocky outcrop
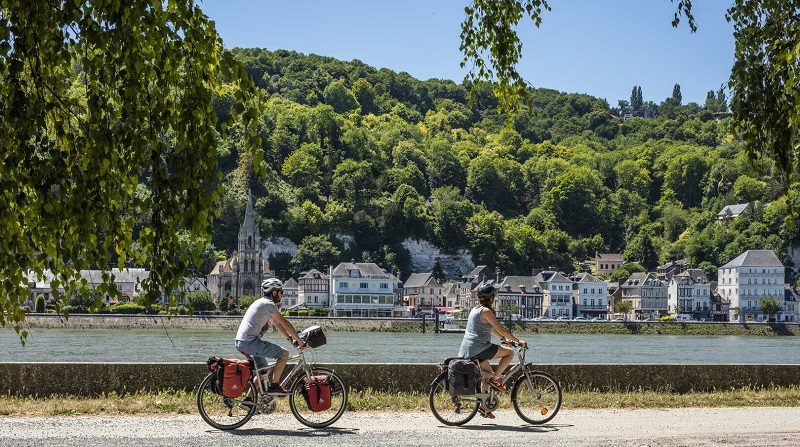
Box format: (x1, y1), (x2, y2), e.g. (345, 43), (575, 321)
(402, 239), (474, 278)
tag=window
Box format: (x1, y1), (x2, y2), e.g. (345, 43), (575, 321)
(430, 288), (434, 294)
(340, 282), (348, 289)
(380, 283), (388, 289)
(360, 282), (368, 289)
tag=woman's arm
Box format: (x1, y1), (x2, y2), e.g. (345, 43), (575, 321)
(482, 309), (521, 343)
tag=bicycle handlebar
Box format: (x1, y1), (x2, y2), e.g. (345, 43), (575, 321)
(500, 338), (529, 350)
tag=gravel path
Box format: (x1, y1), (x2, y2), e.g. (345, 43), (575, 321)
(1, 408), (799, 446)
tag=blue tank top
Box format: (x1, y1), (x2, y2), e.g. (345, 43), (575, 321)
(458, 306), (493, 358)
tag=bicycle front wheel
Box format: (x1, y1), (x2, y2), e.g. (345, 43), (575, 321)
(510, 370), (562, 424)
(288, 367), (348, 428)
(428, 372), (479, 426)
(196, 372), (257, 430)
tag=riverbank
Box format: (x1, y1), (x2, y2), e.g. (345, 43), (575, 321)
(18, 314), (800, 336)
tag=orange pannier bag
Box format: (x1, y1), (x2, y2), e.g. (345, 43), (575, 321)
(220, 359), (252, 398)
(303, 375), (332, 412)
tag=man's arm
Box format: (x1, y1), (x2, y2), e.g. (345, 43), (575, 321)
(271, 313), (305, 346)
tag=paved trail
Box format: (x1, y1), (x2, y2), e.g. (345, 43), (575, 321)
(1, 408), (799, 446)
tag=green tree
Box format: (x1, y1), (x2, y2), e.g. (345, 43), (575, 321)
(671, 83), (682, 104)
(430, 187), (475, 252)
(35, 295), (46, 313)
(662, 151), (709, 208)
(542, 167), (605, 237)
(0, 1), (261, 335)
(610, 262), (645, 282)
(291, 235), (342, 273)
(465, 209), (506, 268)
(759, 296), (782, 322)
(66, 288), (104, 313)
(323, 80), (359, 114)
(624, 233), (658, 271)
(630, 85), (643, 112)
(351, 78), (379, 115)
(188, 291), (216, 312)
(732, 175), (767, 203)
(615, 300), (633, 320)
(426, 140), (466, 191)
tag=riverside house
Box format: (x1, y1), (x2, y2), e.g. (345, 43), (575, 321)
(297, 269), (330, 309)
(666, 269), (711, 320)
(330, 262), (402, 317)
(494, 275), (543, 320)
(534, 271), (574, 319)
(572, 272), (608, 319)
(717, 250), (789, 322)
(402, 272), (444, 316)
(620, 272), (668, 320)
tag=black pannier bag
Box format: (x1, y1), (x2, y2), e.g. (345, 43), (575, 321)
(300, 325), (327, 348)
(447, 359), (480, 396)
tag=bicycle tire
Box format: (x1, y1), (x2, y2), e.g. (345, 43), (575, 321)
(510, 369), (562, 424)
(428, 372), (479, 426)
(196, 372), (257, 430)
(288, 367), (348, 428)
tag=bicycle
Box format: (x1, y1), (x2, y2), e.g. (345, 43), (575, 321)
(197, 326), (348, 430)
(429, 340), (561, 426)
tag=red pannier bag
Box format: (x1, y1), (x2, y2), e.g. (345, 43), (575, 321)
(220, 359), (252, 398)
(303, 375), (332, 412)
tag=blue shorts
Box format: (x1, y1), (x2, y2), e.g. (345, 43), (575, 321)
(235, 338), (285, 369)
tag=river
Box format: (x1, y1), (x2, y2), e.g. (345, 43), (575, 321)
(3, 328), (799, 363)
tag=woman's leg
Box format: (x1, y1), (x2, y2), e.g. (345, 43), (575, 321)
(491, 345), (515, 377)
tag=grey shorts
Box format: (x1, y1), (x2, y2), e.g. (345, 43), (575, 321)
(235, 338), (285, 367)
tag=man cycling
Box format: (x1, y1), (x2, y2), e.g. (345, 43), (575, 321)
(235, 278), (306, 396)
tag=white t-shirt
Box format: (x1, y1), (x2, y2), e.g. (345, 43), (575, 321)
(235, 298), (280, 342)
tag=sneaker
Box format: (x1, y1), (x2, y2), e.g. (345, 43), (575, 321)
(266, 384), (291, 396)
(238, 396), (254, 410)
(481, 411), (496, 419)
(487, 376), (507, 392)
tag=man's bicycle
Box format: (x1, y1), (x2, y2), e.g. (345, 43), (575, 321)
(197, 326), (348, 430)
(429, 340), (561, 425)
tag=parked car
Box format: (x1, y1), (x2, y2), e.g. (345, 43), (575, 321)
(573, 316), (588, 321)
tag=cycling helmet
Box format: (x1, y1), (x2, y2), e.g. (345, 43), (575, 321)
(261, 278), (283, 296)
(476, 283), (496, 297)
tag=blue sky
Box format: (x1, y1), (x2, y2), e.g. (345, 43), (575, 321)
(200, 1), (734, 105)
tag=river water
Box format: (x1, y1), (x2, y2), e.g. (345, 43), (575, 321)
(3, 328), (799, 364)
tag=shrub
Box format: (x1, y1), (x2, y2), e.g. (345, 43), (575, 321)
(239, 294), (258, 310)
(297, 309), (309, 316)
(188, 291), (215, 312)
(35, 294), (46, 313)
(110, 302), (146, 314)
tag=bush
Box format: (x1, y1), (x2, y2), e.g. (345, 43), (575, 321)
(188, 291), (215, 312)
(110, 302), (146, 314)
(314, 307), (329, 316)
(297, 309), (309, 316)
(659, 315), (676, 321)
(238, 294), (258, 310)
(35, 295), (46, 313)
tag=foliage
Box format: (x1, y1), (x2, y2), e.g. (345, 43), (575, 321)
(109, 303), (147, 315)
(759, 297), (782, 319)
(238, 294), (259, 310)
(187, 291), (215, 312)
(0, 1), (261, 337)
(610, 263), (645, 282)
(66, 288), (104, 314)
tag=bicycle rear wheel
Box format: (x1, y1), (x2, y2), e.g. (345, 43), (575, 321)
(288, 367), (348, 428)
(196, 372), (257, 430)
(428, 372), (479, 426)
(510, 370), (562, 424)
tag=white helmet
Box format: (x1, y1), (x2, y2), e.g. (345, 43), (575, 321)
(261, 278), (283, 296)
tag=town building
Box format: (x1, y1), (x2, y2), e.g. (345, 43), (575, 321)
(494, 275), (543, 320)
(594, 253), (623, 276)
(620, 272), (668, 320)
(717, 203), (752, 221)
(717, 250), (788, 322)
(667, 269), (711, 319)
(656, 258), (690, 281)
(534, 271), (573, 319)
(26, 268), (150, 307)
(206, 192), (270, 304)
(330, 262), (402, 317)
(572, 272), (608, 319)
(281, 278), (299, 310)
(297, 269), (330, 309)
(402, 272), (444, 316)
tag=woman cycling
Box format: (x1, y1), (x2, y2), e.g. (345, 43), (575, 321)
(458, 283), (527, 394)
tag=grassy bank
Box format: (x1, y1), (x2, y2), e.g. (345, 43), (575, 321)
(2, 387), (799, 416)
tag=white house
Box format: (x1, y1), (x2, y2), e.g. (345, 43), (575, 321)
(717, 250), (787, 322)
(494, 275), (543, 320)
(330, 262), (401, 317)
(572, 272), (608, 319)
(667, 269), (711, 319)
(534, 271), (573, 319)
(297, 269), (330, 309)
(281, 278), (299, 310)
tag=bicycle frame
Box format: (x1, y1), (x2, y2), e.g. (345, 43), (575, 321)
(470, 344), (530, 405)
(250, 347), (313, 393)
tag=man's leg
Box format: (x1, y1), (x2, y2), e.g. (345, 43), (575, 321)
(270, 348), (289, 385)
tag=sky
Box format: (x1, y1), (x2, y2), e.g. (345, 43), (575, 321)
(200, 0), (734, 106)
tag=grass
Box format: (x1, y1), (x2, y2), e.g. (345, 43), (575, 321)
(1, 387), (799, 416)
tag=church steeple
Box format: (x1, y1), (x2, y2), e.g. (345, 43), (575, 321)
(238, 190), (260, 251)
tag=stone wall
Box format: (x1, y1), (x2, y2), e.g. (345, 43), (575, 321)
(1, 363), (798, 396)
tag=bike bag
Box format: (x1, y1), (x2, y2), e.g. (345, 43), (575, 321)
(208, 357), (251, 398)
(447, 359), (480, 396)
(302, 375), (332, 412)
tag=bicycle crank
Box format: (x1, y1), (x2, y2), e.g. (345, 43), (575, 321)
(258, 396), (277, 414)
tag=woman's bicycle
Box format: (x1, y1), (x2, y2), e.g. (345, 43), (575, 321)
(429, 340), (561, 426)
(197, 326), (348, 430)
